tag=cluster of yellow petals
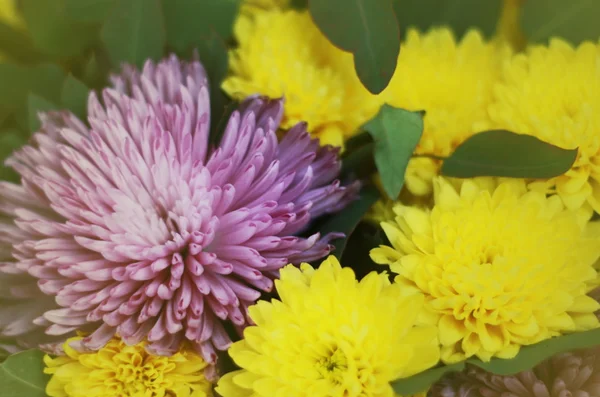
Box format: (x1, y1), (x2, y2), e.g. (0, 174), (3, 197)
(44, 336), (213, 397)
(380, 29), (511, 198)
(483, 38), (600, 220)
(223, 8), (382, 148)
(371, 177), (600, 363)
(216, 256), (440, 397)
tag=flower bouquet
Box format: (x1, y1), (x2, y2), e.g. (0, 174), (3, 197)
(0, 0), (599, 396)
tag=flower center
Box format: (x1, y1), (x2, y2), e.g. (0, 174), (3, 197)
(106, 352), (174, 396)
(317, 347), (348, 383)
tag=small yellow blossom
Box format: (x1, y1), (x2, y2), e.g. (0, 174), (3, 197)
(216, 256), (440, 397)
(371, 177), (600, 364)
(381, 28), (511, 198)
(44, 336), (213, 397)
(485, 38), (600, 219)
(223, 9), (382, 147)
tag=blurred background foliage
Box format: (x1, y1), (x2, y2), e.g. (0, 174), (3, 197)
(0, 0), (597, 180)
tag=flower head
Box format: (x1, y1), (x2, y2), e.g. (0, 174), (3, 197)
(371, 177), (600, 363)
(432, 347), (600, 397)
(0, 55), (358, 362)
(44, 335), (212, 397)
(381, 28), (510, 197)
(223, 9), (382, 147)
(215, 256), (440, 397)
(484, 39), (600, 218)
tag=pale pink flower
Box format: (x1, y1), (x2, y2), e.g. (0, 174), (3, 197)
(0, 55), (359, 362)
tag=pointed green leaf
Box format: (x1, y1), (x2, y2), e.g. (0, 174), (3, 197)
(309, 0), (400, 94)
(441, 130), (578, 178)
(163, 0), (240, 54)
(363, 105), (423, 199)
(61, 75), (90, 120)
(391, 362), (465, 395)
(28, 94), (59, 133)
(101, 0), (166, 68)
(392, 0), (502, 39)
(0, 350), (50, 397)
(317, 186), (380, 258)
(21, 0), (98, 58)
(522, 0), (600, 44)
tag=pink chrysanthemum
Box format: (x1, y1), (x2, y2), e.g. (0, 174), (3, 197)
(0, 55), (359, 362)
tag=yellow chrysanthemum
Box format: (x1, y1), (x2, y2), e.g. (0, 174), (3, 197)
(381, 28), (511, 197)
(223, 9), (382, 147)
(215, 256), (440, 397)
(371, 177), (600, 364)
(484, 39), (600, 218)
(44, 336), (213, 397)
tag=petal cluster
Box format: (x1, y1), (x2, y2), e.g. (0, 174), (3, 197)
(44, 336), (212, 397)
(371, 177), (600, 363)
(216, 256), (440, 397)
(380, 28), (511, 197)
(222, 8), (382, 147)
(484, 38), (600, 218)
(0, 55), (358, 362)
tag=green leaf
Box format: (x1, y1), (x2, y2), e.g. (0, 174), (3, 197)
(65, 0), (117, 23)
(21, 0), (99, 58)
(441, 130), (578, 179)
(392, 0), (503, 38)
(363, 105), (423, 199)
(0, 349), (50, 397)
(195, 31), (232, 143)
(317, 186), (381, 258)
(61, 75), (90, 120)
(28, 94), (59, 133)
(391, 362), (465, 395)
(309, 0), (400, 94)
(163, 0), (240, 54)
(522, 0), (600, 44)
(0, 63), (65, 112)
(392, 328), (600, 394)
(101, 0), (166, 68)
